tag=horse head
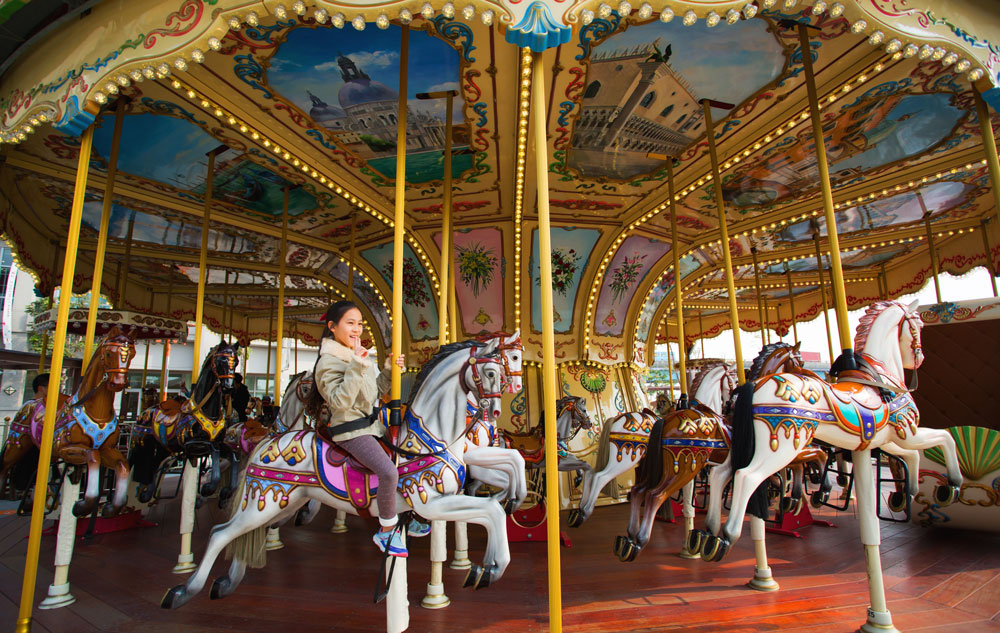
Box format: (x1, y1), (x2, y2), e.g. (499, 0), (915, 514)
(901, 300), (924, 370)
(855, 299), (924, 380)
(556, 396), (593, 441)
(463, 344), (506, 423)
(211, 341), (241, 394)
(94, 326), (136, 393)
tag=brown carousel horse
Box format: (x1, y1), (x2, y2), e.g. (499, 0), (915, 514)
(0, 327), (136, 518)
(615, 342), (827, 562)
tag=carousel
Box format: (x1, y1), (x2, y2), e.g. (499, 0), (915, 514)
(1, 0), (999, 631)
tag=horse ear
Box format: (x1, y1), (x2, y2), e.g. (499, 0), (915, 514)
(793, 340), (801, 352)
(479, 338), (499, 356)
(509, 329), (520, 343)
(906, 299), (919, 314)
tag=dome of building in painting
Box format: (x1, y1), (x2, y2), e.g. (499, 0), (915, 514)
(335, 52), (397, 109)
(338, 78), (398, 109)
(307, 91), (346, 122)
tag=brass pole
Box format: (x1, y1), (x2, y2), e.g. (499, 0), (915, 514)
(266, 297), (274, 396)
(83, 99), (125, 372)
(294, 321), (299, 374)
(667, 161), (688, 398)
(37, 249), (57, 371)
(974, 90), (1000, 228)
(785, 267), (798, 344)
(813, 234), (835, 363)
(981, 219), (998, 297)
(916, 191), (942, 302)
(16, 126), (94, 633)
(698, 310), (706, 359)
(799, 24), (851, 354)
(751, 247), (767, 347)
(116, 211), (135, 306)
(389, 26), (409, 426)
(437, 91), (454, 347)
(664, 319), (675, 401)
(701, 99), (745, 383)
(449, 261), (459, 343)
(762, 295), (770, 345)
(274, 187), (289, 406)
(192, 150), (218, 383)
(348, 210), (356, 301)
(880, 262), (889, 300)
(159, 271), (174, 402)
(533, 49), (563, 633)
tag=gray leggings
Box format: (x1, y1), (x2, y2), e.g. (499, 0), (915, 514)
(339, 434), (398, 521)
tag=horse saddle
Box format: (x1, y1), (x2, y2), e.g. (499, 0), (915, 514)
(823, 380), (888, 444)
(157, 399), (184, 416)
(504, 430), (544, 464)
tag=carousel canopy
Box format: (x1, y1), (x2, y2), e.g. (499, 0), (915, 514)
(0, 0), (998, 365)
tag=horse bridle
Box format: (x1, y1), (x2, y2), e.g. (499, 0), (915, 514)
(558, 397), (590, 440)
(213, 350), (237, 381)
(462, 348), (505, 411)
(70, 339), (134, 411)
(495, 335), (523, 392)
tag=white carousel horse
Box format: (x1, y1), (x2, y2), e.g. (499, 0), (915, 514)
(161, 340), (512, 622)
(691, 300), (963, 627)
(568, 362), (736, 528)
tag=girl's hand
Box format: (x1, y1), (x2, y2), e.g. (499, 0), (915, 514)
(384, 354), (406, 370)
(353, 337), (368, 359)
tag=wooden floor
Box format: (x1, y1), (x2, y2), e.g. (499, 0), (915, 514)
(2, 494), (999, 633)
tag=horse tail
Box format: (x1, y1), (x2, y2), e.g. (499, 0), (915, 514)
(634, 417), (666, 494)
(594, 414), (619, 497)
(223, 444), (268, 569)
(730, 381), (769, 519)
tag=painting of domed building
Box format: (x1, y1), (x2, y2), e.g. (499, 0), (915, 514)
(266, 25), (471, 183)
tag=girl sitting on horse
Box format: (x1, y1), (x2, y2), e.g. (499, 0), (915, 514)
(305, 301), (428, 557)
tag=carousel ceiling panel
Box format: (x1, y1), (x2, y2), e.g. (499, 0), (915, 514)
(565, 16), (787, 181)
(593, 235), (671, 336)
(764, 244), (907, 274)
(432, 227), (505, 334)
(362, 241), (438, 341)
(529, 227), (602, 334)
(635, 253), (701, 342)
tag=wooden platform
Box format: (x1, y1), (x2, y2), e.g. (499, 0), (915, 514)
(2, 496), (999, 633)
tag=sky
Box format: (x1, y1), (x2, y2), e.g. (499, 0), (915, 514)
(656, 267), (999, 366)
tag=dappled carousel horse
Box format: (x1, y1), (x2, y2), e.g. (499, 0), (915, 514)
(500, 396), (593, 473)
(568, 361), (737, 528)
(7, 327), (137, 517)
(690, 301), (963, 609)
(129, 341), (240, 503)
(161, 340), (516, 612)
(615, 343), (829, 562)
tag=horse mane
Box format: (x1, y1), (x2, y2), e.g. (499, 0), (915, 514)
(748, 342), (793, 381)
(407, 340), (483, 406)
(855, 301), (898, 353)
(690, 361), (728, 396)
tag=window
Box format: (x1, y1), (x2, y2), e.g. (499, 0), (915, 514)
(676, 114), (687, 125)
(659, 104), (674, 117)
(640, 92), (655, 108)
(584, 81), (601, 99)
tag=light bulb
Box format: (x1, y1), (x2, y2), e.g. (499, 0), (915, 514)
(581, 9), (594, 24)
(637, 3), (652, 19)
(292, 1), (306, 15)
(705, 11), (720, 26)
(850, 19), (867, 33)
(376, 12), (390, 28)
(442, 3), (455, 18)
(173, 57), (187, 71)
(811, 1), (826, 15)
(190, 49), (205, 63)
(421, 3), (434, 18)
(331, 12), (345, 27)
(462, 4), (475, 19)
(207, 37), (222, 51)
(399, 8), (413, 24)
(659, 7), (674, 21)
(314, 8), (328, 23)
(274, 4), (288, 19)
(352, 15), (365, 29)
(682, 10), (697, 25)
(246, 11), (259, 26)
(480, 9), (493, 24)
(829, 2), (844, 16)
(868, 30), (884, 45)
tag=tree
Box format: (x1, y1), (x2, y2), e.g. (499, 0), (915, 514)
(25, 293), (99, 359)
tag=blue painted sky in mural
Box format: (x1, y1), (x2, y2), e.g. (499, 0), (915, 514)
(363, 242), (438, 340)
(266, 25), (468, 182)
(92, 112), (318, 216)
(636, 253), (700, 341)
(530, 228), (601, 333)
(830, 94), (964, 174)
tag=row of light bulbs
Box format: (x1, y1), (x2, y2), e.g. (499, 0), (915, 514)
(512, 48), (534, 333)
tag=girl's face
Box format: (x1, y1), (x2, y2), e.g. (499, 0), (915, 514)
(329, 307), (364, 348)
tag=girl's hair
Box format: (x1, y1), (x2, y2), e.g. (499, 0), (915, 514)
(305, 301), (361, 419)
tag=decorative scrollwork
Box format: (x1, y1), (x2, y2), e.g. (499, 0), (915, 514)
(138, 97), (207, 125)
(432, 15), (477, 63)
(144, 0), (204, 50)
(576, 12), (622, 61)
(234, 54), (272, 99)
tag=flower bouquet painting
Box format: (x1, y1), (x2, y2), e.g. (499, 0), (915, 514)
(455, 241), (497, 297)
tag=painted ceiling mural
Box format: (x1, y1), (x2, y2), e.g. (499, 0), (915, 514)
(433, 227), (505, 334)
(636, 253), (701, 342)
(567, 17), (787, 180)
(265, 24), (466, 184)
(595, 235), (671, 336)
(530, 227), (601, 334)
(362, 242), (438, 341)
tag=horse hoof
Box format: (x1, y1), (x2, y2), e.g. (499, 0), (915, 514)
(100, 503), (120, 519)
(810, 490), (830, 508)
(475, 566), (495, 590)
(685, 529), (706, 555)
(463, 565), (483, 589)
(160, 585), (187, 609)
(887, 491), (907, 513)
(137, 489), (153, 504)
(199, 484), (216, 497)
(780, 497), (798, 514)
(613, 535), (627, 558)
(568, 509), (584, 528)
(71, 499), (95, 518)
(836, 474), (849, 487)
(502, 499), (515, 515)
(700, 535), (729, 563)
(934, 484), (960, 507)
(624, 541), (640, 562)
(210, 576), (231, 600)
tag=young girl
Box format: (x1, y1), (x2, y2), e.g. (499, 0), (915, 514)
(306, 301), (426, 557)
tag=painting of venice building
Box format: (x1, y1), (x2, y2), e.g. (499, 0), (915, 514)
(569, 38), (705, 179)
